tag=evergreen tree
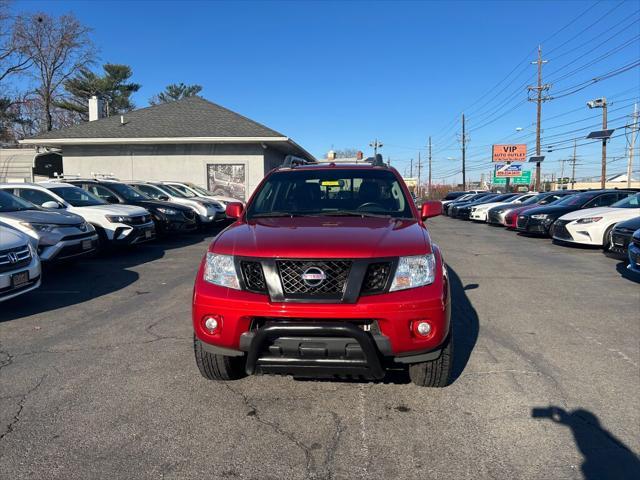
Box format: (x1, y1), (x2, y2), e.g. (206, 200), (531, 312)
(149, 83), (202, 105)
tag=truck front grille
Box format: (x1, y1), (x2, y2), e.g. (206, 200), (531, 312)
(277, 260), (351, 296)
(241, 261), (267, 293)
(361, 262), (391, 294)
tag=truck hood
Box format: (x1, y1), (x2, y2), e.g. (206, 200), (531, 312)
(212, 217), (430, 258)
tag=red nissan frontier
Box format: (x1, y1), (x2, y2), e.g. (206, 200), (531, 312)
(192, 157), (452, 387)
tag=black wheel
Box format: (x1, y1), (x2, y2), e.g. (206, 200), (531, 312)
(409, 333), (453, 388)
(603, 225), (615, 252)
(194, 335), (246, 381)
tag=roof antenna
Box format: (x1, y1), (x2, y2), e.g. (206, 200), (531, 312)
(120, 115), (125, 125)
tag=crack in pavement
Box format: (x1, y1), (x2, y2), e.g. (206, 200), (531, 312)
(0, 341), (14, 375)
(0, 374), (46, 443)
(223, 381), (316, 479)
(323, 411), (344, 480)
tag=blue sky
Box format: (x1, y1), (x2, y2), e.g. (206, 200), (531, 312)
(12, 0), (640, 183)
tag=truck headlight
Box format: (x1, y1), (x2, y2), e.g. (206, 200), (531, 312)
(203, 253), (240, 289)
(390, 254), (436, 291)
(575, 216), (602, 224)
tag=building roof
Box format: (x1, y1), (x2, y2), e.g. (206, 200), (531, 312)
(19, 96), (315, 160)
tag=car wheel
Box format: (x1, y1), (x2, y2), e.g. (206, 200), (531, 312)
(603, 225), (615, 251)
(194, 335), (246, 381)
(408, 333), (453, 388)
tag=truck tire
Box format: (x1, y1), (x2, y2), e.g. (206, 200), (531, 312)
(408, 334), (453, 388)
(194, 336), (246, 381)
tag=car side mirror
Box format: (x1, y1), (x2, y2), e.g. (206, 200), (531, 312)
(41, 200), (61, 209)
(158, 195), (169, 201)
(421, 201), (442, 220)
(105, 195), (119, 204)
(226, 202), (244, 219)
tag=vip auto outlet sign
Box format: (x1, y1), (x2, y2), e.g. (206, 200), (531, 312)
(492, 144), (527, 162)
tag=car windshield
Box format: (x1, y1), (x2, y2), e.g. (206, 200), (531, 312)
(0, 189), (38, 212)
(107, 183), (150, 201)
(190, 185), (214, 196)
(472, 195), (500, 204)
(246, 169), (414, 219)
(443, 192), (465, 200)
(538, 193), (569, 205)
(554, 192), (596, 206)
(166, 184), (197, 197)
(50, 186), (106, 207)
(155, 184), (187, 198)
(610, 193), (640, 208)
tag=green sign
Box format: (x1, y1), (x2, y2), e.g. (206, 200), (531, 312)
(493, 170), (531, 185)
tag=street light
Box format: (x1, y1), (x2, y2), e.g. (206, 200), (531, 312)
(587, 97), (608, 188)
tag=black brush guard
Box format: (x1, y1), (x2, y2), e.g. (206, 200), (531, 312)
(244, 322), (385, 380)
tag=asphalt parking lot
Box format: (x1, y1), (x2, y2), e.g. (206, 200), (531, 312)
(1, 218), (639, 480)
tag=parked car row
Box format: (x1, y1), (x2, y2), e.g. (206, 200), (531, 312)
(0, 178), (242, 303)
(442, 188), (640, 275)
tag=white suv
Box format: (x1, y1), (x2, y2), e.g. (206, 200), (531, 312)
(1, 183), (155, 247)
(0, 224), (41, 302)
(161, 181), (241, 208)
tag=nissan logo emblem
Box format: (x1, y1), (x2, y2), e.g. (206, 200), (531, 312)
(7, 252), (18, 264)
(301, 267), (326, 287)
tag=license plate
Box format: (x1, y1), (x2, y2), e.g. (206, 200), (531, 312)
(82, 239), (92, 250)
(145, 229), (152, 238)
(11, 271), (29, 288)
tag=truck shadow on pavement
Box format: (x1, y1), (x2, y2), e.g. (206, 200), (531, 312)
(0, 231), (214, 323)
(447, 266), (479, 384)
(531, 406), (640, 479)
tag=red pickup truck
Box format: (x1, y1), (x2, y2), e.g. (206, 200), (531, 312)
(192, 160), (452, 387)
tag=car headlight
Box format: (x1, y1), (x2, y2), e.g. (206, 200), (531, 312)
(575, 216), (602, 224)
(203, 253), (240, 289)
(106, 215), (133, 223)
(390, 254), (436, 291)
(156, 207), (179, 215)
(20, 222), (57, 233)
(531, 214), (548, 219)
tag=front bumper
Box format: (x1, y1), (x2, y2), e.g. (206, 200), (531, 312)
(39, 232), (99, 261)
(516, 215), (553, 235)
(551, 220), (601, 246)
(111, 222), (156, 245)
(610, 230), (634, 255)
(469, 210), (488, 221)
(487, 210), (507, 225)
(193, 253), (451, 363)
(156, 212), (198, 233)
(0, 255), (41, 302)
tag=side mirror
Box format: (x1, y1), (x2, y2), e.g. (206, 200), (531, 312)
(157, 194), (168, 201)
(421, 200), (442, 220)
(41, 200), (61, 209)
(105, 195), (119, 204)
(225, 202), (244, 219)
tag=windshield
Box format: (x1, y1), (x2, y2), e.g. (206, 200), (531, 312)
(554, 192), (595, 206)
(610, 193), (639, 208)
(538, 193), (569, 205)
(443, 192), (465, 200)
(50, 186), (106, 207)
(472, 195), (500, 204)
(108, 183), (150, 201)
(0, 189), (38, 212)
(191, 185), (214, 196)
(246, 169), (414, 219)
(154, 184), (187, 198)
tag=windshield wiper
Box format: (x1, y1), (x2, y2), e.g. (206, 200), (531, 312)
(251, 211), (319, 218)
(318, 211), (394, 218)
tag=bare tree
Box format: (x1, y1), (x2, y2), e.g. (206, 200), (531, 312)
(0, 0), (31, 82)
(13, 12), (94, 131)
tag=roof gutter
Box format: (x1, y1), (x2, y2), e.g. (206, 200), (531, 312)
(19, 135), (316, 163)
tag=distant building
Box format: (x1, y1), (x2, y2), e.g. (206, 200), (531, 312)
(0, 148), (62, 183)
(19, 96), (314, 200)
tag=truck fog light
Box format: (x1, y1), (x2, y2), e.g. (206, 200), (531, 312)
(203, 315), (221, 333)
(412, 320), (432, 337)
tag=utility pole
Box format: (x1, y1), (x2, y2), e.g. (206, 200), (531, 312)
(559, 158), (566, 190)
(571, 139), (577, 189)
(369, 138), (383, 156)
(601, 100), (608, 188)
(428, 136), (432, 199)
(627, 103), (638, 188)
(461, 113), (466, 190)
(528, 45), (550, 192)
(417, 152), (422, 199)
